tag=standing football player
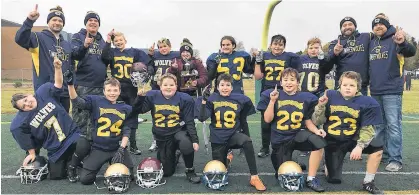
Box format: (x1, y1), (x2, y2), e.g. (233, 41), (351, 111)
(257, 68), (326, 192)
(197, 73), (266, 191)
(132, 73), (201, 184)
(67, 74), (135, 185)
(10, 56), (80, 180)
(312, 71), (384, 194)
(101, 30), (154, 155)
(253, 34), (301, 158)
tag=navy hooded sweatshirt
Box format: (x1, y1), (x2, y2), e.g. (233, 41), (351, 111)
(369, 26), (416, 95)
(15, 18), (88, 97)
(328, 31), (372, 89)
(71, 28), (107, 88)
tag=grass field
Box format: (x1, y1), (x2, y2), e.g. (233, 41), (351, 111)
(1, 79), (419, 194)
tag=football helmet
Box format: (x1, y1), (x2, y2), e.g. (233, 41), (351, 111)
(16, 155), (49, 184)
(103, 163), (131, 193)
(136, 157), (165, 189)
(130, 62), (150, 87)
(277, 161), (304, 191)
(202, 160), (228, 190)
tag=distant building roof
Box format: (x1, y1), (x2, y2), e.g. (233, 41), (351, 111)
(1, 19), (22, 27)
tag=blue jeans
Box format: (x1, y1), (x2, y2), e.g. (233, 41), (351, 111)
(372, 95), (403, 165)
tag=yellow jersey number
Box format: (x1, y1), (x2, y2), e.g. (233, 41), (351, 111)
(215, 110), (236, 128)
(265, 66), (284, 81)
(217, 57), (245, 80)
(45, 116), (66, 142)
(276, 111), (303, 131)
(154, 113), (180, 128)
(299, 72), (320, 92)
(97, 117), (123, 137)
(327, 116), (357, 136)
(114, 63), (132, 79)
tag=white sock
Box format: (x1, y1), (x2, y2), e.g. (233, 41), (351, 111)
(363, 172), (375, 184)
(307, 176), (315, 181)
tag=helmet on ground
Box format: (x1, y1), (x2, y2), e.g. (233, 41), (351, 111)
(202, 160), (228, 190)
(277, 161), (304, 191)
(16, 155), (49, 184)
(104, 163), (131, 193)
(136, 157), (165, 189)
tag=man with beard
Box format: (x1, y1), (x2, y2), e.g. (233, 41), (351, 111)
(15, 5), (90, 113)
(328, 17), (371, 96)
(369, 16), (416, 172)
(69, 11), (107, 162)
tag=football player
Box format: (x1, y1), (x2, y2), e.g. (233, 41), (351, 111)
(67, 74), (135, 185)
(101, 30), (154, 155)
(206, 36), (254, 158)
(312, 71), (384, 194)
(257, 68), (327, 192)
(148, 38), (180, 152)
(253, 34), (301, 158)
(297, 37), (334, 157)
(10, 56), (79, 180)
(131, 73), (201, 184)
(197, 73), (266, 191)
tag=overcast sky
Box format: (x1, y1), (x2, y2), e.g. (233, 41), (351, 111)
(2, 0), (418, 60)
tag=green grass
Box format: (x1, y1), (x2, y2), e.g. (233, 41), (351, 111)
(1, 113), (419, 194)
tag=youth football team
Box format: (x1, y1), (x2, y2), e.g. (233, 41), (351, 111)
(9, 4), (417, 195)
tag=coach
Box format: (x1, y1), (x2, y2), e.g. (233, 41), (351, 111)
(369, 16), (416, 172)
(329, 17), (371, 95)
(15, 5), (89, 112)
(71, 11), (107, 139)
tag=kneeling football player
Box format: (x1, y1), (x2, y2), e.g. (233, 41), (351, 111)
(132, 73), (201, 184)
(67, 72), (135, 185)
(10, 57), (80, 181)
(312, 71), (384, 194)
(197, 73), (266, 191)
(257, 68), (327, 192)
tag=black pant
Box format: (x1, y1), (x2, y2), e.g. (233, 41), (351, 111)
(211, 132), (258, 175)
(156, 131), (195, 177)
(69, 137), (92, 168)
(271, 131), (326, 177)
(260, 110), (271, 150)
(71, 86), (103, 139)
(49, 143), (76, 180)
(325, 139), (383, 182)
(119, 83), (139, 146)
(80, 148), (133, 185)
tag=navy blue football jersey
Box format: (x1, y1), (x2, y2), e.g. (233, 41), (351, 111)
(134, 90), (198, 142)
(10, 83), (80, 162)
(75, 95), (132, 151)
(257, 89), (318, 144)
(259, 52), (300, 92)
(197, 93), (256, 144)
(207, 51), (253, 94)
(151, 51), (180, 89)
(110, 48), (151, 85)
(298, 55), (334, 96)
(323, 90), (383, 141)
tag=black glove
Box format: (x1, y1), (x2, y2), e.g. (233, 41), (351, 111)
(111, 147), (125, 164)
(202, 85), (211, 101)
(63, 70), (74, 85)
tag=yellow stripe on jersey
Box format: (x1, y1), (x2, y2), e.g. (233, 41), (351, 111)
(29, 32), (40, 77)
(114, 56), (134, 63)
